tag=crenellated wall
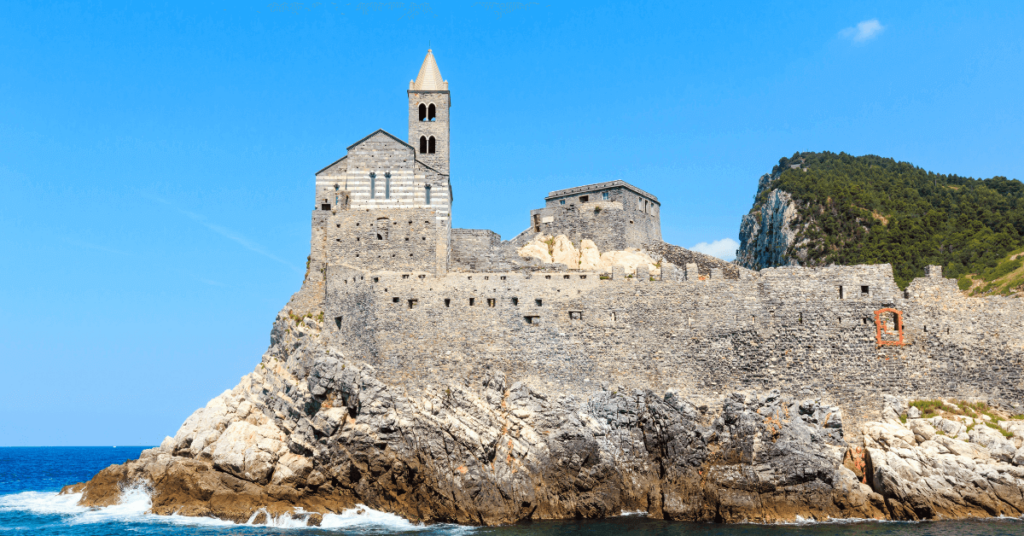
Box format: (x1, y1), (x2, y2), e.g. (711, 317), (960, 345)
(285, 263), (1024, 434)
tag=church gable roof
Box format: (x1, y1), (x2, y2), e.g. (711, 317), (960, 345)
(315, 155), (347, 176)
(346, 128), (414, 151)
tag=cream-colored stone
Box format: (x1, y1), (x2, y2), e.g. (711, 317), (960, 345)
(598, 249), (660, 276)
(517, 234), (553, 264)
(579, 240), (601, 271)
(551, 235), (579, 269)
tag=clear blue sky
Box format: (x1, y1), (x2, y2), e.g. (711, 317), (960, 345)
(2, 1), (1022, 446)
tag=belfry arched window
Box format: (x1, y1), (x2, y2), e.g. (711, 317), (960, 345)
(418, 103), (427, 121)
(384, 172), (391, 199)
(419, 136), (427, 154)
(369, 172), (376, 199)
(428, 136), (436, 154)
(427, 104), (436, 121)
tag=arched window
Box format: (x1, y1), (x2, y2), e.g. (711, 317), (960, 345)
(418, 103), (427, 121)
(427, 103), (436, 121)
(428, 136), (436, 154)
(419, 136), (427, 154)
(384, 172), (391, 199)
(425, 185), (432, 205)
(369, 172), (376, 199)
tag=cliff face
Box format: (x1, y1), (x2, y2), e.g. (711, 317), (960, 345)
(67, 309), (1024, 526)
(735, 184), (800, 271)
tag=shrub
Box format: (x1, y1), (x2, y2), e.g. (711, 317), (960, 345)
(957, 276), (973, 291)
(594, 206), (602, 214)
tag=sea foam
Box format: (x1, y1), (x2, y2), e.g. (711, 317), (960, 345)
(0, 486), (474, 532)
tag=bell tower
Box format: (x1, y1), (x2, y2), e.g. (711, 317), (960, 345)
(408, 49), (450, 175)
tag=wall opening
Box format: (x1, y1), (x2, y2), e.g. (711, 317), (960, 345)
(428, 103), (436, 121)
(321, 203), (331, 210)
(487, 298), (496, 307)
(602, 191), (609, 200)
(402, 274), (409, 279)
(334, 316), (342, 329)
(563, 275), (570, 279)
(569, 311), (583, 321)
(511, 297), (519, 305)
(428, 136), (436, 154)
(418, 103), (427, 121)
(469, 298), (475, 306)
(580, 195), (589, 203)
(370, 172), (376, 199)
(838, 286), (844, 299)
(861, 285), (870, 296)
(408, 299), (417, 309)
(874, 308), (905, 346)
(524, 315), (539, 325)
(385, 172), (391, 199)
(425, 185), (431, 205)
(444, 299), (451, 307)
(535, 299), (543, 306)
(419, 136), (427, 154)
(392, 297), (400, 303)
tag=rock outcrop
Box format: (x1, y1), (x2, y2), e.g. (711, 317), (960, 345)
(517, 233), (665, 276)
(67, 312), (1024, 526)
(735, 182), (799, 271)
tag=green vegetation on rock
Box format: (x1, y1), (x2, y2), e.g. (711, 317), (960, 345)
(755, 152), (1024, 288)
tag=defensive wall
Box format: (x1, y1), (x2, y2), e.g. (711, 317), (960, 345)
(287, 262), (1024, 435)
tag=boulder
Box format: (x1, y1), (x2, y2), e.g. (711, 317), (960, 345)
(211, 421), (287, 484)
(862, 422), (916, 449)
(907, 419), (935, 443)
(550, 235), (579, 269)
(579, 240), (601, 271)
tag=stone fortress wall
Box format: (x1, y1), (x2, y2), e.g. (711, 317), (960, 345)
(291, 259), (1024, 436)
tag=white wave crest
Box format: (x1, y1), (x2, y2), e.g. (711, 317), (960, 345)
(0, 487), (475, 532)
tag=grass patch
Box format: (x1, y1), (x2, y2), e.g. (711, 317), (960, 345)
(984, 421), (1014, 438)
(1011, 414), (1024, 420)
(909, 399), (960, 419)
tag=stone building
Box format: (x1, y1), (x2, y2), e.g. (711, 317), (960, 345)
(526, 180), (662, 251)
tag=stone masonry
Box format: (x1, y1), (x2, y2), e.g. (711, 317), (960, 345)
(289, 50), (1024, 433)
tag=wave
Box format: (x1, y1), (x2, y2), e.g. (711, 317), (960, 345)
(0, 486), (475, 532)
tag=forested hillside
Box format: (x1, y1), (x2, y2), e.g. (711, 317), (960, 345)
(739, 151), (1024, 289)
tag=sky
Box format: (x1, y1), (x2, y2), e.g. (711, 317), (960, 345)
(1, 1), (1023, 446)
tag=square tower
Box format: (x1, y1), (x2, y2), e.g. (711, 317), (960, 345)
(408, 49), (450, 176)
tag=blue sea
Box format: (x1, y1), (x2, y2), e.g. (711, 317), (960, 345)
(2, 447), (1023, 535)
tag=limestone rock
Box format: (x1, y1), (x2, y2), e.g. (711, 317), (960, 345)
(579, 239), (601, 271)
(550, 235), (579, 269)
(516, 234), (552, 264)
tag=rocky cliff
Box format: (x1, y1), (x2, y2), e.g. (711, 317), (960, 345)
(66, 309), (1024, 526)
(735, 167), (801, 271)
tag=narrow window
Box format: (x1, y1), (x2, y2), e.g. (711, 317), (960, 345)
(428, 136), (436, 154)
(444, 298), (451, 307)
(487, 298), (496, 307)
(385, 172), (391, 199)
(418, 103), (427, 121)
(428, 103), (436, 121)
(511, 297), (519, 305)
(798, 312), (803, 324)
(535, 299), (542, 306)
(425, 185), (431, 205)
(469, 298), (475, 306)
(838, 286), (844, 299)
(419, 136), (427, 154)
(334, 316), (342, 329)
(408, 299), (417, 309)
(602, 191), (609, 200)
(861, 285), (870, 296)
(370, 172), (376, 199)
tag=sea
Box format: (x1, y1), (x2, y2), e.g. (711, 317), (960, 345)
(1, 447), (1022, 535)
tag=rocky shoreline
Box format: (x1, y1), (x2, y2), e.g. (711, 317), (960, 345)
(64, 312), (1024, 526)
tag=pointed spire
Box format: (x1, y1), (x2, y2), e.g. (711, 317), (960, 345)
(410, 49), (447, 91)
